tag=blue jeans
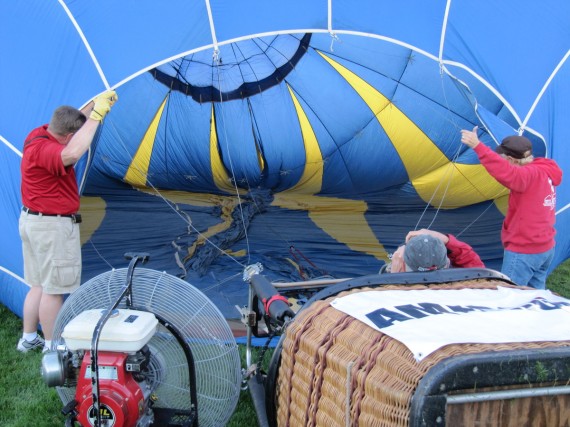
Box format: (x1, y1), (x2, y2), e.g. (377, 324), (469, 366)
(501, 248), (555, 290)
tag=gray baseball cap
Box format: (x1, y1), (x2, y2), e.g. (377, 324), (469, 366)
(404, 234), (448, 272)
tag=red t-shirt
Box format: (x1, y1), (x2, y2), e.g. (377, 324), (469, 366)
(20, 125), (80, 214)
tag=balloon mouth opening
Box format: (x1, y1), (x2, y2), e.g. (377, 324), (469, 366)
(150, 33), (312, 102)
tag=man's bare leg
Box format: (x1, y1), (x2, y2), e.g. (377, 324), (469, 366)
(39, 293), (64, 340)
(22, 286), (42, 333)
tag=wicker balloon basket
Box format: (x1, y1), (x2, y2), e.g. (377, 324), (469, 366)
(272, 278), (570, 427)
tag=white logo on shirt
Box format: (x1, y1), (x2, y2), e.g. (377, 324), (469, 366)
(543, 178), (556, 210)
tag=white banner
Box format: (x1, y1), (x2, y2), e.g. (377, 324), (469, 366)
(330, 287), (570, 361)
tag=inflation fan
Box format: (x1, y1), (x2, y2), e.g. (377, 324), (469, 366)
(41, 253), (241, 427)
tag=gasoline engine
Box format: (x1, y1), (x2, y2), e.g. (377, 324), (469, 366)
(42, 308), (159, 427)
(41, 253), (242, 427)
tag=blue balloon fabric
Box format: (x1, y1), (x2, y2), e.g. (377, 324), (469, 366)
(1, 1), (569, 318)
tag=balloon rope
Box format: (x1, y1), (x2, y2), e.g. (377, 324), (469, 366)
(413, 67), (463, 231)
(440, 69), (511, 239)
(95, 113), (247, 273)
(217, 40), (306, 258)
(454, 202), (497, 239)
(414, 68), (503, 238)
(213, 58), (253, 266)
(413, 146), (461, 231)
(87, 240), (114, 270)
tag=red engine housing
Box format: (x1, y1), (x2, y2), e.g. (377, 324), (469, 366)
(75, 351), (146, 427)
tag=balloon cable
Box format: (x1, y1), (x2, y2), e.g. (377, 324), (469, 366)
(213, 59), (253, 266)
(414, 68), (506, 239)
(92, 113), (248, 274)
(413, 65), (463, 231)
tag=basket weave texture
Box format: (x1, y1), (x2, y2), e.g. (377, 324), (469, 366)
(276, 279), (570, 427)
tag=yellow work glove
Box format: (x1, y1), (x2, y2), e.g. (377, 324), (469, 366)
(89, 90), (118, 121)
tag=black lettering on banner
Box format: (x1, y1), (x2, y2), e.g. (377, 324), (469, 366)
(363, 297), (570, 330)
(531, 298), (570, 311)
(366, 308), (412, 328)
(448, 305), (489, 313)
(397, 302), (451, 318)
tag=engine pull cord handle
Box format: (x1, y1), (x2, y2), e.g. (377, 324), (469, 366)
(90, 252), (150, 427)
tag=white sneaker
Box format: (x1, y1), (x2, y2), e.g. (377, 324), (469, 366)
(17, 336), (45, 353)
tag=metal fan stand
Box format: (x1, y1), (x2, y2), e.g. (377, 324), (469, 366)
(89, 252), (199, 427)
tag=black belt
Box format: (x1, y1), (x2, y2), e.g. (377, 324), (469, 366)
(22, 207), (82, 223)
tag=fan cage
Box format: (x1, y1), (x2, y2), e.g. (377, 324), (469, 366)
(52, 267), (242, 427)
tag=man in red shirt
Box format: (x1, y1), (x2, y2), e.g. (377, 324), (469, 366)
(17, 91), (117, 353)
(385, 228), (484, 273)
(460, 126), (562, 289)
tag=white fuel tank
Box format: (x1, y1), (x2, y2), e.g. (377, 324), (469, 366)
(61, 309), (158, 352)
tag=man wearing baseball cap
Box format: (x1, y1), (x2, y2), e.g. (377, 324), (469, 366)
(384, 229), (484, 273)
(460, 126), (562, 289)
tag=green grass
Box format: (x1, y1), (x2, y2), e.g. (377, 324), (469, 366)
(542, 259), (570, 297)
(0, 306), (265, 427)
(0, 304), (69, 427)
(1, 261), (569, 426)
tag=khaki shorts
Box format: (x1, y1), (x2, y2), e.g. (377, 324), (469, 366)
(19, 211), (81, 294)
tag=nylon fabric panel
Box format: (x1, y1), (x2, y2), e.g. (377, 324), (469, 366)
(210, 106), (236, 194)
(0, 143), (27, 317)
(273, 193), (388, 262)
(0, 3), (105, 146)
(444, 0), (570, 117)
(124, 96), (168, 187)
(65, 1), (212, 86)
(541, 61), (570, 268)
(2, 2), (570, 321)
(332, 0), (447, 55)
(213, 101), (264, 191)
(247, 86), (306, 192)
(319, 52), (449, 182)
(210, 0), (328, 41)
(0, 144), (23, 274)
(283, 85), (324, 194)
(412, 163), (509, 209)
